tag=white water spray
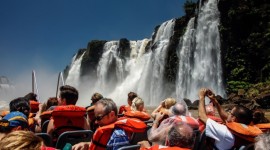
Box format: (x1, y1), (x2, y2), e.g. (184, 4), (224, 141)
(65, 52), (85, 89)
(177, 0), (225, 101)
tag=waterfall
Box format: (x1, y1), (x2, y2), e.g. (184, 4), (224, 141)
(176, 17), (196, 100)
(176, 0), (225, 101)
(106, 39), (151, 105)
(106, 20), (175, 105)
(95, 41), (125, 94)
(148, 19), (175, 104)
(65, 0), (226, 106)
(65, 52), (85, 89)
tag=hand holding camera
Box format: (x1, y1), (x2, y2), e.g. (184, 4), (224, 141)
(206, 89), (217, 103)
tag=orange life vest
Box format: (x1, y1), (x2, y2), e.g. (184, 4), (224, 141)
(51, 105), (86, 139)
(142, 144), (191, 150)
(170, 116), (199, 130)
(40, 110), (53, 125)
(28, 113), (36, 131)
(226, 122), (263, 145)
(119, 105), (131, 114)
(89, 118), (147, 150)
(198, 115), (223, 132)
(30, 100), (40, 113)
(124, 111), (151, 121)
(254, 123), (270, 132)
(89, 122), (115, 150)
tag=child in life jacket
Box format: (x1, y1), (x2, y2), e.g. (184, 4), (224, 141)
(124, 97), (150, 121)
(118, 92), (138, 114)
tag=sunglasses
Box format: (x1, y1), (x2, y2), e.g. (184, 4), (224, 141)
(95, 112), (110, 121)
(228, 111), (236, 117)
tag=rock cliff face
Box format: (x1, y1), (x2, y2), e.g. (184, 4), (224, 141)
(63, 0), (270, 106)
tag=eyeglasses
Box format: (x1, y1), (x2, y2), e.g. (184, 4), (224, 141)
(228, 111), (235, 117)
(95, 112), (110, 121)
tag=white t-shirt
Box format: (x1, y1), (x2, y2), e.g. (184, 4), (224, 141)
(206, 118), (235, 150)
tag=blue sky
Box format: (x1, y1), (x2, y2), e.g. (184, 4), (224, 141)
(0, 0), (186, 82)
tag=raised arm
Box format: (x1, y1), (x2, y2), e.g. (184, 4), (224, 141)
(198, 88), (208, 123)
(207, 91), (228, 123)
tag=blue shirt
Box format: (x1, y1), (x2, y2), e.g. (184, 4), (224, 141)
(106, 128), (129, 150)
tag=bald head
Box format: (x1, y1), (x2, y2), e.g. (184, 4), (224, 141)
(167, 123), (194, 148)
(170, 102), (187, 116)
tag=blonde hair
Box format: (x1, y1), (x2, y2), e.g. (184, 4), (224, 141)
(164, 98), (176, 109)
(0, 130), (43, 150)
(131, 97), (144, 111)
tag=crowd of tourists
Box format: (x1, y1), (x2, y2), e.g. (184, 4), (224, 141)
(0, 85), (270, 150)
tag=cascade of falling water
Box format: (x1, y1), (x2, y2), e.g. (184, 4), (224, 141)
(65, 52), (85, 89)
(65, 0), (226, 106)
(95, 41), (128, 95)
(176, 17), (196, 100)
(178, 0), (225, 101)
(107, 39), (150, 105)
(108, 20), (175, 105)
(148, 19), (175, 105)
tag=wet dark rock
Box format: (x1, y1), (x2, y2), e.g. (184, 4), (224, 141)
(255, 93), (270, 109)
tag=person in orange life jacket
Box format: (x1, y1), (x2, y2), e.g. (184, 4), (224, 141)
(24, 92), (40, 113)
(148, 101), (199, 145)
(72, 98), (130, 150)
(8, 97), (38, 132)
(198, 88), (261, 150)
(9, 97), (30, 117)
(118, 92), (138, 114)
(252, 109), (269, 124)
(47, 85), (90, 136)
(0, 111), (29, 140)
(139, 122), (194, 150)
(34, 97), (58, 133)
(151, 97), (176, 123)
(24, 93), (41, 131)
(252, 109), (270, 133)
(124, 97), (150, 121)
(24, 92), (38, 101)
(86, 93), (103, 131)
